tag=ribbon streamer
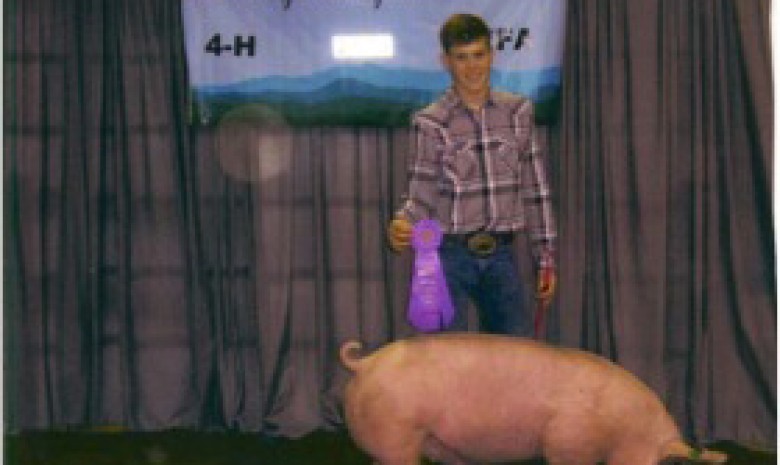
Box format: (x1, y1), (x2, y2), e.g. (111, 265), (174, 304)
(407, 220), (455, 332)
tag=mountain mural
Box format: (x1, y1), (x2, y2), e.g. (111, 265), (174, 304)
(192, 64), (561, 126)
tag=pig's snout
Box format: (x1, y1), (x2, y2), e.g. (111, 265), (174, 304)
(663, 440), (728, 464)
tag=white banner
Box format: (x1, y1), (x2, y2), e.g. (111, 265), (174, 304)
(182, 0), (566, 126)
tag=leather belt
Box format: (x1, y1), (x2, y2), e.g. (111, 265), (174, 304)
(443, 231), (515, 257)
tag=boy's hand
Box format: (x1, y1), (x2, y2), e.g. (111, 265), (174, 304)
(387, 217), (413, 252)
(536, 267), (557, 308)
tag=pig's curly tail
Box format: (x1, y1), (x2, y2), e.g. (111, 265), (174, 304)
(339, 340), (365, 372)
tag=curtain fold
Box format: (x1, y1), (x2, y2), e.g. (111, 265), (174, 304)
(5, 0), (198, 429)
(555, 0), (775, 443)
(187, 124), (414, 434)
(5, 0), (775, 446)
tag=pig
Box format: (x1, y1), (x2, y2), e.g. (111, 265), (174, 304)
(339, 332), (727, 465)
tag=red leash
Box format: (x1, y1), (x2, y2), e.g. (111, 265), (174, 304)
(533, 299), (548, 339)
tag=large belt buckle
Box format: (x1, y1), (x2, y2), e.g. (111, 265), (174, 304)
(466, 232), (497, 257)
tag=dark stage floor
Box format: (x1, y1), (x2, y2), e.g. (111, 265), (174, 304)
(4, 430), (775, 465)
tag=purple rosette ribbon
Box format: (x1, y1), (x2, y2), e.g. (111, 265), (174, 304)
(407, 219), (455, 332)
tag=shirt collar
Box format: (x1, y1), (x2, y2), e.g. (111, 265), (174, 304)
(442, 87), (498, 112)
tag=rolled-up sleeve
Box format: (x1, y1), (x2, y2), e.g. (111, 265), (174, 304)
(398, 116), (444, 222)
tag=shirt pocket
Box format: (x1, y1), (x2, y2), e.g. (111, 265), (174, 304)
(441, 139), (479, 185)
(487, 137), (521, 178)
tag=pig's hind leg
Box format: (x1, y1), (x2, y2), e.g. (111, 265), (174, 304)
(348, 414), (427, 465)
(364, 435), (424, 465)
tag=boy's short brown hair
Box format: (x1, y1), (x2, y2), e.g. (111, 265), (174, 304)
(439, 13), (491, 53)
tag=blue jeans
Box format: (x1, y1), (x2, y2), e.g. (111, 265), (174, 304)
(439, 241), (531, 336)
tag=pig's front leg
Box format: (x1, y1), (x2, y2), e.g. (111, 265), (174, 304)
(422, 435), (480, 465)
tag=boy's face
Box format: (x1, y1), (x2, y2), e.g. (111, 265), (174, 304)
(441, 38), (493, 97)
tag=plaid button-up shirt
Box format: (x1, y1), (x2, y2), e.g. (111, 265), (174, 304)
(398, 88), (557, 268)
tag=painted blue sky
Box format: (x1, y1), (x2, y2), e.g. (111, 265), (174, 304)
(183, 0), (566, 87)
